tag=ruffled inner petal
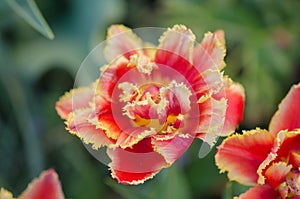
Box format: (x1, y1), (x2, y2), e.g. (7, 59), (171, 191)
(116, 127), (157, 149)
(18, 169), (64, 199)
(275, 130), (300, 167)
(215, 129), (274, 185)
(264, 161), (292, 189)
(269, 83), (300, 135)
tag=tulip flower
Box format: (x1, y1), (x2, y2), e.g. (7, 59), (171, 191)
(215, 83), (300, 198)
(56, 24), (245, 185)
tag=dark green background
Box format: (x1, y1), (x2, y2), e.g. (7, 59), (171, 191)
(0, 0), (299, 198)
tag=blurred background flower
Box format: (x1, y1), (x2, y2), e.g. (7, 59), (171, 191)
(0, 0), (299, 198)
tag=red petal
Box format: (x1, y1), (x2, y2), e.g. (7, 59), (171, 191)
(67, 109), (116, 149)
(107, 138), (167, 185)
(99, 57), (130, 100)
(192, 69), (224, 100)
(19, 169), (64, 199)
(237, 185), (278, 199)
(264, 161), (292, 189)
(56, 85), (95, 119)
(196, 97), (227, 146)
(116, 127), (157, 149)
(269, 83), (300, 135)
(110, 170), (160, 185)
(220, 78), (245, 136)
(193, 30), (226, 73)
(104, 25), (143, 62)
(151, 135), (193, 164)
(155, 25), (199, 82)
(97, 113), (123, 140)
(276, 130), (300, 168)
(215, 129), (274, 185)
(290, 152), (300, 168)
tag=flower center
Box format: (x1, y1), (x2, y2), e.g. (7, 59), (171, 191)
(118, 80), (192, 134)
(286, 169), (300, 197)
(278, 168), (300, 198)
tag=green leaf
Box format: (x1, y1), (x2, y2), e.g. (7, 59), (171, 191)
(105, 178), (152, 199)
(152, 165), (192, 199)
(5, 0), (54, 39)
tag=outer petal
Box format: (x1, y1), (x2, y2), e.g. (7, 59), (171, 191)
(215, 129), (274, 185)
(18, 169), (64, 199)
(264, 161), (292, 189)
(107, 138), (168, 185)
(155, 25), (198, 82)
(236, 185), (278, 199)
(196, 97), (227, 146)
(193, 30), (226, 73)
(269, 83), (300, 135)
(104, 25), (143, 62)
(219, 78), (245, 136)
(151, 135), (194, 164)
(67, 109), (116, 149)
(56, 85), (95, 119)
(156, 24), (194, 63)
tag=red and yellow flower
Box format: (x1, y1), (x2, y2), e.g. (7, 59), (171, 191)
(0, 169), (64, 199)
(215, 83), (300, 198)
(56, 24), (245, 185)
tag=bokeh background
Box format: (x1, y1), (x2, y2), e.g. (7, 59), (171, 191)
(0, 0), (300, 198)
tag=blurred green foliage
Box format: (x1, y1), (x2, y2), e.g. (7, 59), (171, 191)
(0, 0), (299, 198)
